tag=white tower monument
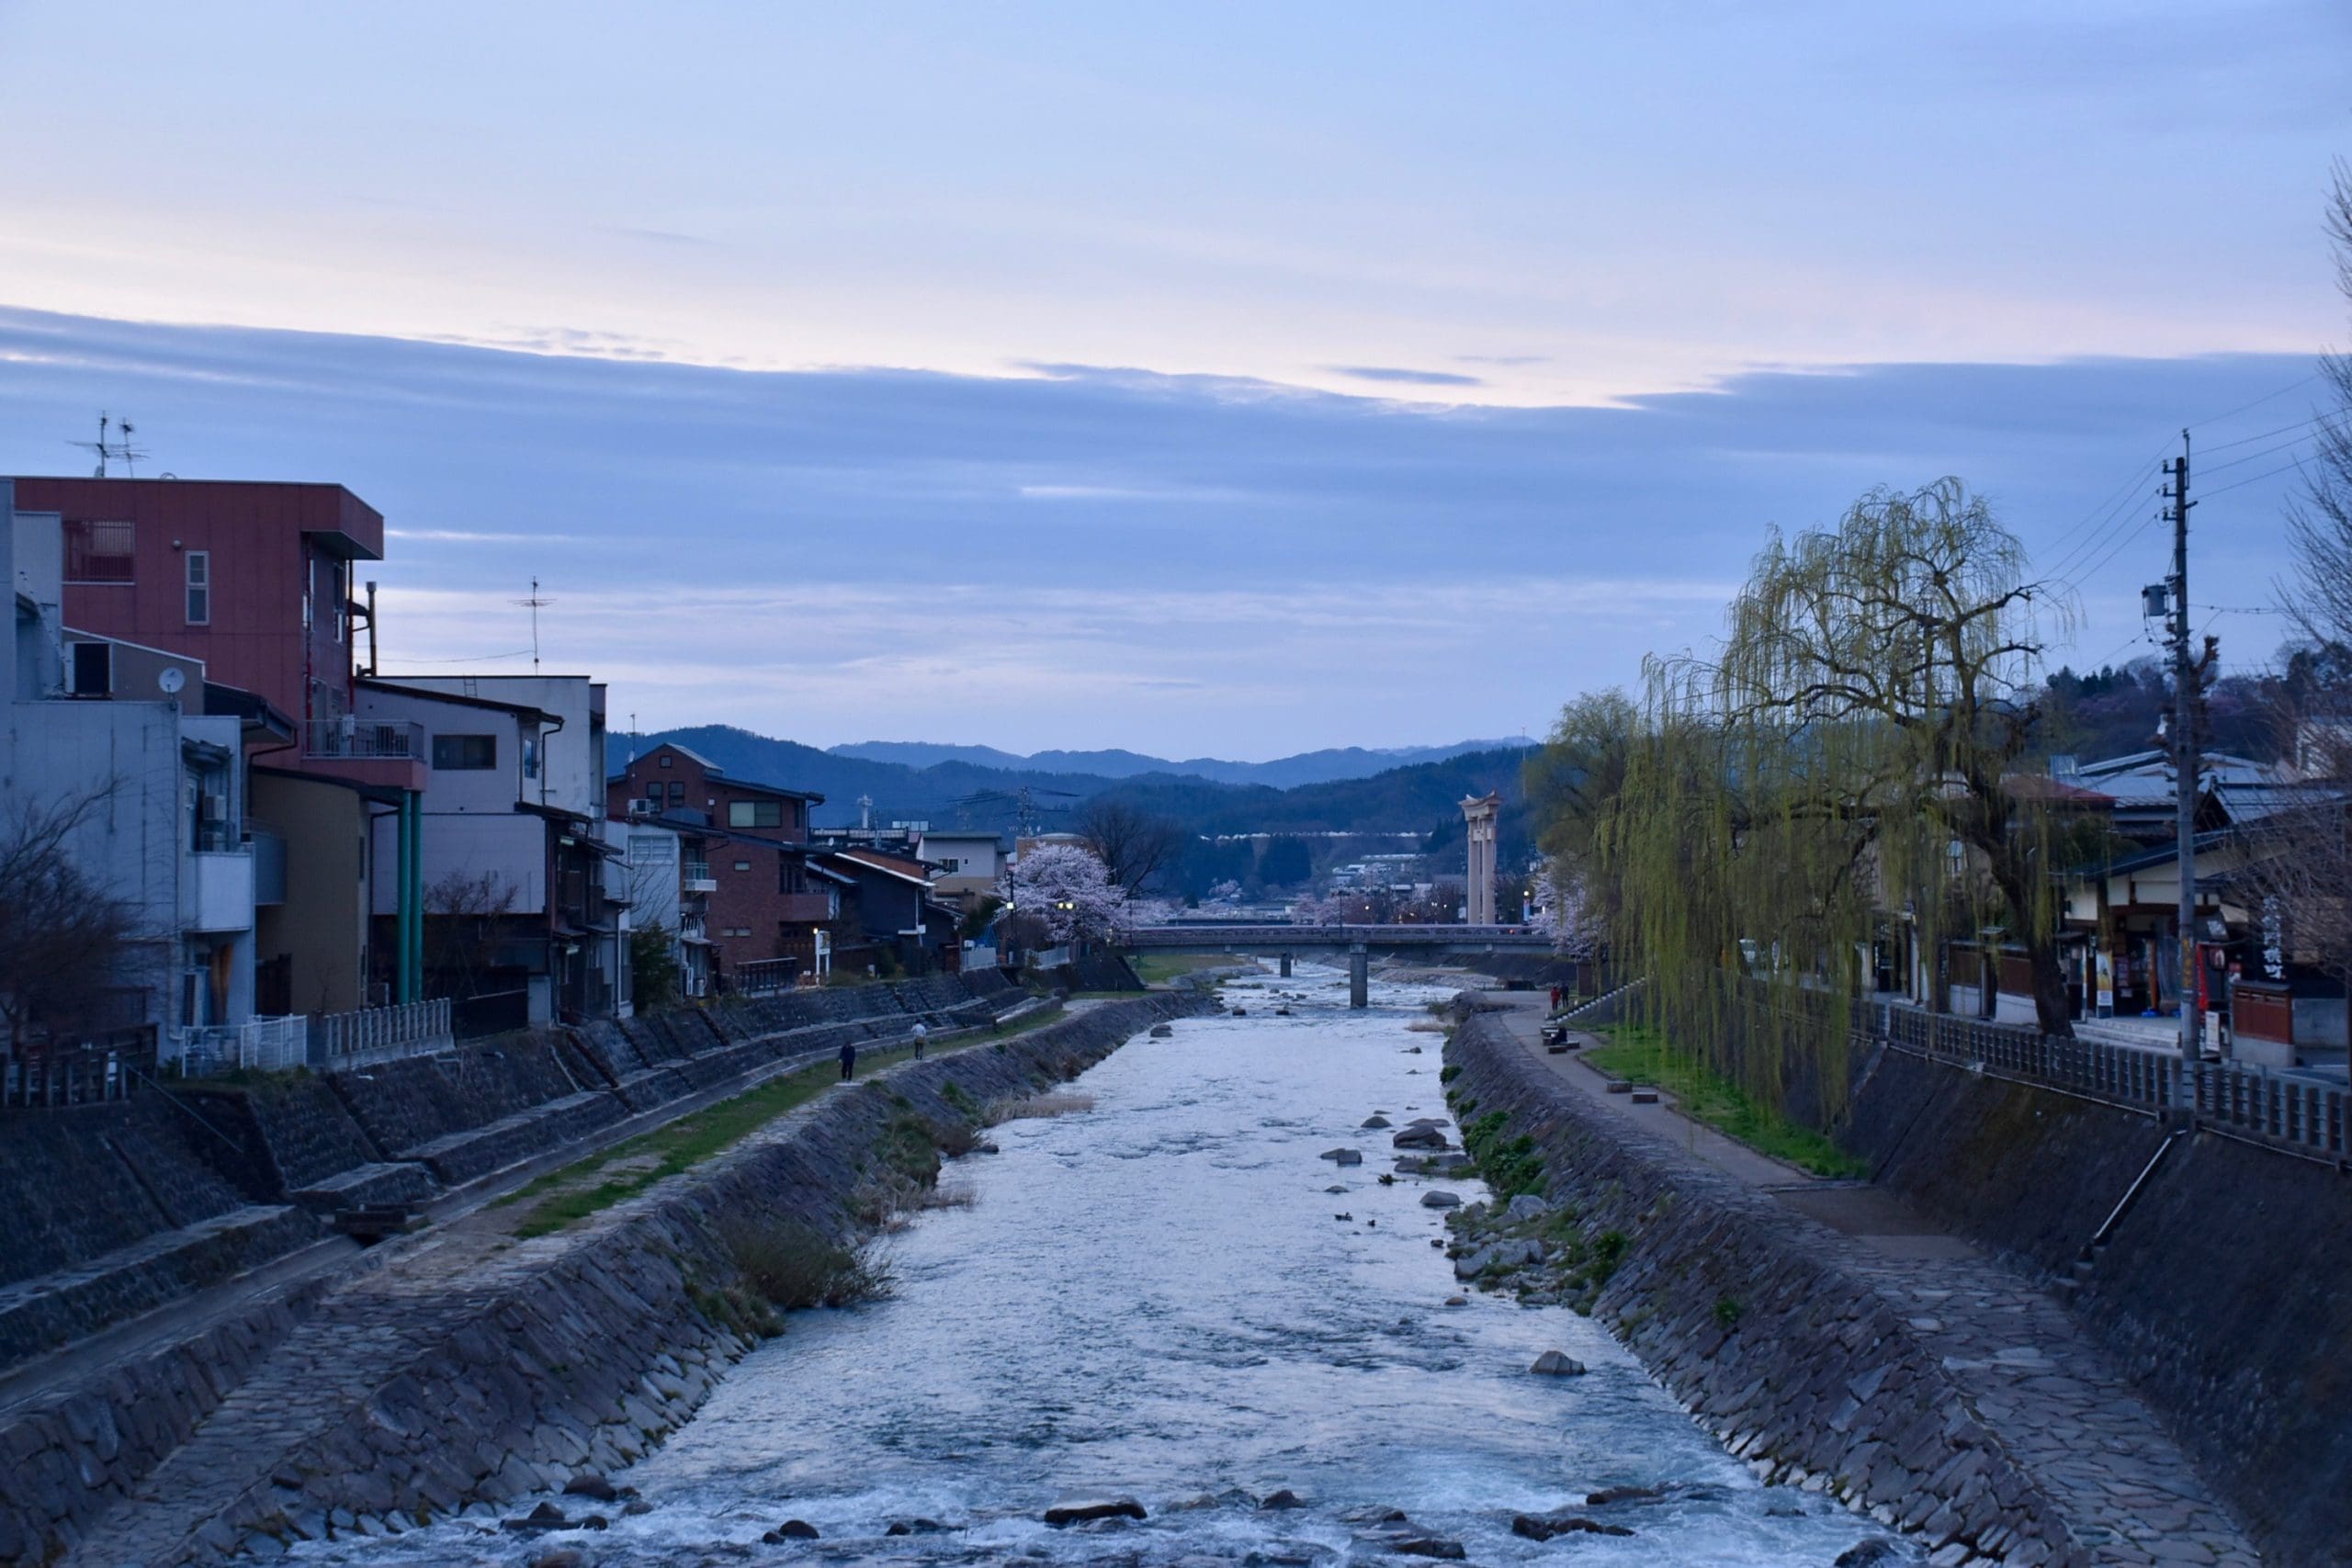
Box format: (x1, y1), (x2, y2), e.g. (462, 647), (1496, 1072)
(1461, 792), (1500, 925)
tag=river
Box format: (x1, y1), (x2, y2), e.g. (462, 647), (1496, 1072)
(289, 965), (1885, 1565)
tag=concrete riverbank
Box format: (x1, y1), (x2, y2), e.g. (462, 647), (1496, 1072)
(1442, 1000), (2258, 1568)
(6, 992), (1204, 1567)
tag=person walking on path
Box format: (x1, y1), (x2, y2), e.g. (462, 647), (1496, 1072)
(911, 1021), (928, 1059)
(839, 1040), (857, 1082)
(1549, 985), (1563, 1014)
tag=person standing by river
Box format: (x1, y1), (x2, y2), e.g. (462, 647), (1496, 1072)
(839, 1040), (857, 1082)
(910, 1021), (928, 1059)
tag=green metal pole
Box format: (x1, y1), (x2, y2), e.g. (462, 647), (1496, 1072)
(395, 792), (413, 1004)
(406, 792), (424, 1003)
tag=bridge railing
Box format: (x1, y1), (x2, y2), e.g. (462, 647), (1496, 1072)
(1126, 923), (1555, 948)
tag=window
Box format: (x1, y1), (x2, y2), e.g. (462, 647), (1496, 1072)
(63, 520), (135, 582)
(431, 733), (498, 770)
(729, 799), (783, 829)
(939, 858), (961, 874)
(658, 754), (673, 768)
(522, 737), (540, 780)
(733, 859), (752, 873)
(69, 641), (111, 695)
(185, 551), (210, 625)
(667, 781), (684, 804)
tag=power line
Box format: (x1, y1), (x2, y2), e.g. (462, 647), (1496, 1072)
(2197, 430), (2315, 477)
(2187, 371), (2322, 431)
(2041, 452), (2166, 567)
(2197, 412), (2330, 454)
(2202, 457), (2309, 500)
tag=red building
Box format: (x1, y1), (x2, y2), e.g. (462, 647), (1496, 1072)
(607, 743), (832, 987)
(24, 479), (383, 730)
(19, 477), (431, 1003)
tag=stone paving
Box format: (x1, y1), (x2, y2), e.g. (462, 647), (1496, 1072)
(1487, 997), (2258, 1567)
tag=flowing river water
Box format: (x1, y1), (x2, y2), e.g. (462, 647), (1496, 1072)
(292, 966), (1887, 1566)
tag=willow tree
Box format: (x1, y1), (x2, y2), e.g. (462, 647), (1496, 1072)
(1604, 479), (2076, 1101)
(1524, 689), (1635, 951)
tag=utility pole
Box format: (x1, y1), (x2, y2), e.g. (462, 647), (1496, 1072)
(2166, 433), (2199, 1067)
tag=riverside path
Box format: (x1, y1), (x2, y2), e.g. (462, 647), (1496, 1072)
(1491, 993), (2256, 1568)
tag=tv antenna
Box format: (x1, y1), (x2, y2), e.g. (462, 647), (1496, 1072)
(857, 794), (875, 831)
(67, 412), (147, 478)
(512, 578), (555, 670)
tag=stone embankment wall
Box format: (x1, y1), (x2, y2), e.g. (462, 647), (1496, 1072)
(1, 992), (1203, 1567)
(0, 972), (1028, 1375)
(1834, 1043), (2352, 1568)
(1444, 1012), (2090, 1567)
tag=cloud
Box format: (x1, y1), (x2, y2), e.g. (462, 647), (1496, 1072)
(0, 307), (2321, 753)
(1326, 365), (1487, 388)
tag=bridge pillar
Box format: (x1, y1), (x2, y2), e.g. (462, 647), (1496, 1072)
(1349, 944), (1368, 1009)
(1279, 953), (1292, 978)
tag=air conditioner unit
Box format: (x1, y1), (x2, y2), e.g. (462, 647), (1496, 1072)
(199, 789), (230, 824)
(627, 798), (654, 818)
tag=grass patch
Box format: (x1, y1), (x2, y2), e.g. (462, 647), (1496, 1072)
(1129, 953), (1236, 986)
(503, 1031), (996, 1237)
(1583, 1027), (1868, 1179)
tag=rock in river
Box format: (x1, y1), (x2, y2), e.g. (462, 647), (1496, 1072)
(1420, 1190), (1462, 1209)
(1512, 1511), (1634, 1540)
(562, 1472), (619, 1502)
(1391, 1124), (1447, 1150)
(1319, 1147), (1363, 1165)
(1256, 1487), (1309, 1511)
(1361, 1114), (1391, 1129)
(1386, 1535), (1466, 1559)
(1045, 1497), (1148, 1527)
(1531, 1349), (1587, 1376)
(763, 1520), (820, 1540)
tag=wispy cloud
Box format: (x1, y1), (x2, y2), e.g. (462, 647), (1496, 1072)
(1327, 365), (1487, 388)
(0, 307), (2317, 753)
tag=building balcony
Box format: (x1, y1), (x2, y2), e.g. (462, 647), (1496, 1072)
(301, 716), (429, 792)
(684, 861), (718, 893)
(778, 891), (840, 924)
(183, 849), (254, 932)
(305, 716), (424, 761)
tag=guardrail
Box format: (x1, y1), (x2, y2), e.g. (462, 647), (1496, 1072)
(169, 999), (457, 1076)
(1128, 923), (1557, 948)
(732, 957), (799, 996)
(318, 998), (453, 1065)
(1860, 997), (2349, 1164)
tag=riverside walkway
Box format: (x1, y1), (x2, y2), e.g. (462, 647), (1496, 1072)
(1491, 994), (2256, 1568)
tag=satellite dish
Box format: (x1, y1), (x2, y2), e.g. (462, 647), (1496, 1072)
(158, 666), (187, 695)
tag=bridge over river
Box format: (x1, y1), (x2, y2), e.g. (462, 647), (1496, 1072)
(1128, 923), (1555, 955)
(1126, 924), (1561, 1004)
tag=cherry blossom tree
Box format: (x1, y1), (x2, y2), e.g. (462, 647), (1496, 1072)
(1006, 843), (1128, 945)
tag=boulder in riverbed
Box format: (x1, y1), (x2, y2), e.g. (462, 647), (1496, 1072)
(1531, 1350), (1587, 1376)
(1834, 1540), (1906, 1567)
(1391, 1125), (1447, 1150)
(1256, 1487), (1308, 1510)
(1386, 1535), (1465, 1559)
(502, 1501), (571, 1533)
(886, 1517), (956, 1535)
(562, 1473), (618, 1502)
(1361, 1115), (1391, 1129)
(763, 1520), (820, 1540)
(1319, 1147), (1363, 1165)
(1045, 1498), (1148, 1527)
(1512, 1512), (1634, 1540)
(1420, 1190), (1462, 1209)
(1587, 1483), (1668, 1506)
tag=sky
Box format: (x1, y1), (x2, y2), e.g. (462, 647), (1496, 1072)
(0, 3), (2346, 758)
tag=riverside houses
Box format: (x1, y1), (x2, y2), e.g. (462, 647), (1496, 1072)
(7, 474), (457, 1065)
(356, 674), (624, 1030)
(4, 482), (258, 1100)
(607, 742), (831, 990)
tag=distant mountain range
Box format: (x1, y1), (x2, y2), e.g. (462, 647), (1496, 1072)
(607, 726), (1538, 832)
(826, 738), (1534, 790)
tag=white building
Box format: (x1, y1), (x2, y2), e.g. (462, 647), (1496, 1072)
(4, 483), (260, 1094)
